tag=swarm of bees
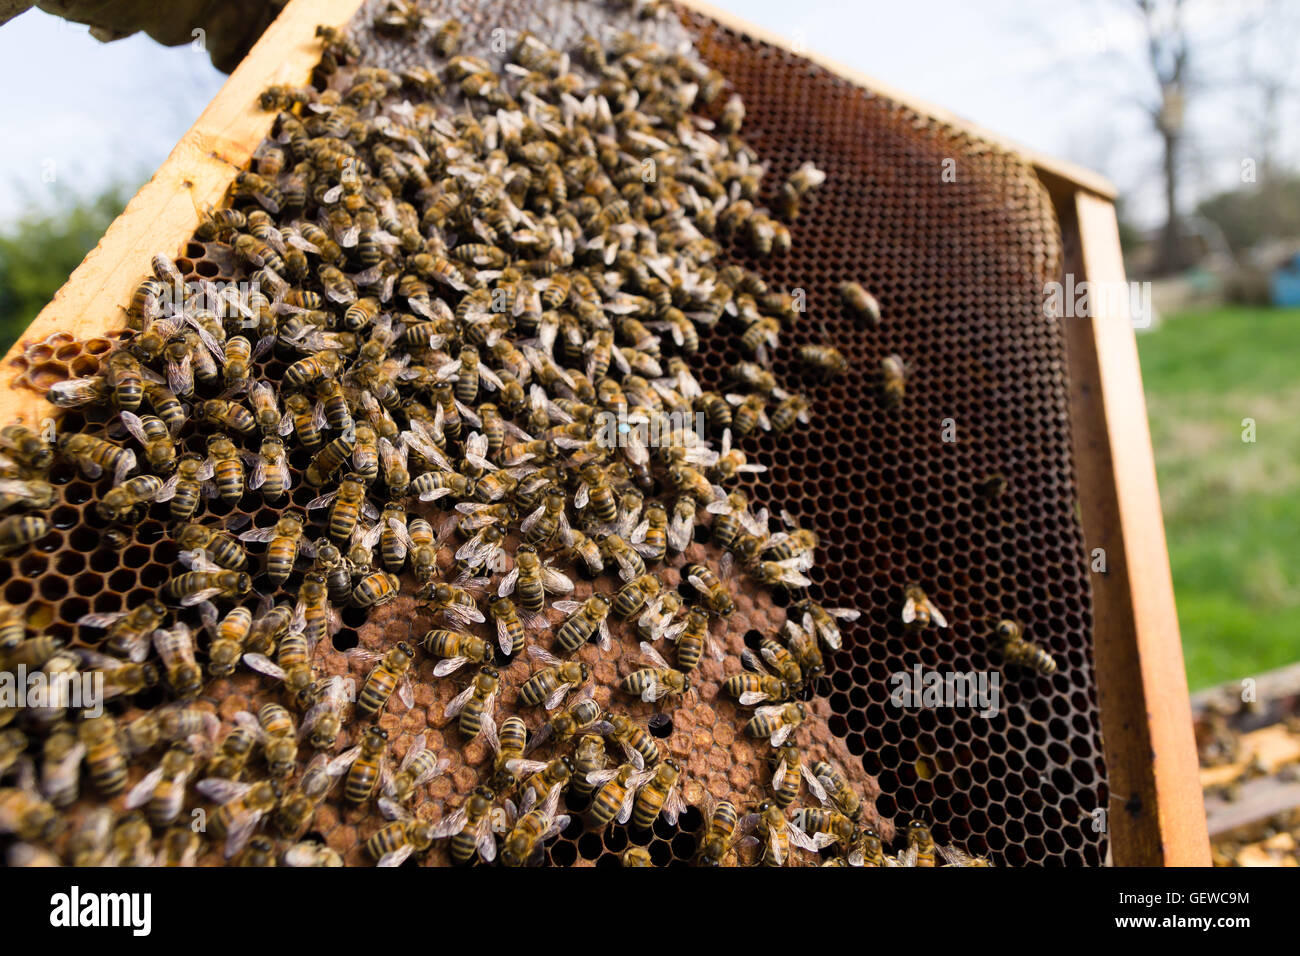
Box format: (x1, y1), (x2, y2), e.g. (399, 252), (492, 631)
(0, 1), (1017, 867)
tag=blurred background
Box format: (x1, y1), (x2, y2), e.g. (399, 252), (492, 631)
(0, 0), (1295, 694)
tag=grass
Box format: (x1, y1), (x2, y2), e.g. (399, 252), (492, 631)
(1137, 306), (1300, 690)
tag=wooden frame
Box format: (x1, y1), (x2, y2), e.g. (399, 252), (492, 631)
(0, 0), (1207, 865)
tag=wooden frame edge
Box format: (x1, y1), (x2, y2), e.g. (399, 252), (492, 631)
(1070, 191), (1209, 866)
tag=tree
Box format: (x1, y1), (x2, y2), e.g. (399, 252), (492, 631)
(0, 184), (130, 354)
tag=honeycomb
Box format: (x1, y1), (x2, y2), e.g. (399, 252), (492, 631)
(0, 0), (1107, 866)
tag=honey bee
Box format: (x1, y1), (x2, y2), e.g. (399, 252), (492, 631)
(445, 666), (500, 740)
(379, 733), (450, 812)
(156, 454), (214, 520)
(432, 18), (463, 56)
(175, 521), (249, 571)
(937, 844), (993, 867)
(782, 617), (825, 683)
(609, 572), (659, 622)
(792, 599), (859, 652)
(603, 711), (660, 769)
(550, 594), (612, 655)
(746, 701), (807, 747)
(498, 544), (573, 616)
(165, 551), (253, 606)
(58, 433), (135, 484)
(39, 723), (85, 809)
(847, 826), (887, 867)
(586, 762), (651, 828)
(695, 798), (741, 867)
(351, 641), (416, 718)
(995, 618), (1057, 676)
(685, 558), (736, 617)
(341, 725), (389, 805)
(880, 354), (908, 405)
(432, 785), (500, 866)
(284, 392), (324, 449)
(901, 584), (949, 630)
(125, 740), (200, 827)
(811, 759), (863, 822)
(899, 818), (937, 867)
(796, 344), (848, 377)
(791, 807), (855, 848)
(208, 725), (257, 782)
(620, 642), (691, 703)
(839, 281), (881, 325)
(301, 675), (354, 750)
(0, 424), (53, 472)
(499, 785), (569, 867)
(487, 595), (526, 658)
(78, 715), (129, 796)
(151, 622), (203, 698)
(520, 645), (590, 710)
(71, 599), (164, 661)
(284, 840), (344, 868)
(195, 777), (280, 858)
(205, 433), (246, 504)
(741, 801), (824, 867)
(769, 392), (811, 433)
(94, 474), (163, 523)
(426, 582), (488, 632)
(309, 474), (377, 542)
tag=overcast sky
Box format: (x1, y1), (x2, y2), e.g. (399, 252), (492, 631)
(0, 0), (1292, 227)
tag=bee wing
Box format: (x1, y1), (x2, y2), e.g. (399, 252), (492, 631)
(804, 766), (830, 805)
(248, 455), (269, 490)
(113, 449), (138, 485)
(662, 784), (685, 826)
(195, 777), (252, 804)
(444, 682), (476, 718)
(772, 758), (789, 793)
(638, 640), (669, 669)
(118, 410), (149, 445)
(430, 804), (469, 840)
(496, 566), (518, 597)
(929, 603), (949, 629)
(786, 821), (823, 853)
(224, 805), (269, 858)
(122, 765), (165, 810)
(586, 767), (619, 788)
(237, 526), (280, 544)
(432, 656), (469, 677)
(526, 643), (561, 667)
(306, 490), (339, 510)
(639, 676), (664, 703)
(543, 681), (576, 712)
(766, 825), (786, 866)
(166, 353), (192, 395)
(616, 785), (640, 826)
(377, 841), (417, 868)
(397, 675), (415, 710)
(541, 565), (573, 594)
(770, 723), (795, 748)
(901, 596), (917, 624)
(76, 610), (128, 629)
(597, 618), (611, 651)
(742, 648), (773, 677)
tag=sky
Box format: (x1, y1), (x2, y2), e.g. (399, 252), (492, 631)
(0, 0), (1293, 228)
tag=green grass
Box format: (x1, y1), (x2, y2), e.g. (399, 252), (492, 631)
(1137, 306), (1300, 690)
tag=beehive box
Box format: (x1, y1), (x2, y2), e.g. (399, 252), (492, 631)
(0, 0), (1209, 865)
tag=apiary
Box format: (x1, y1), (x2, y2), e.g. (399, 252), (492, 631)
(0, 0), (1208, 866)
